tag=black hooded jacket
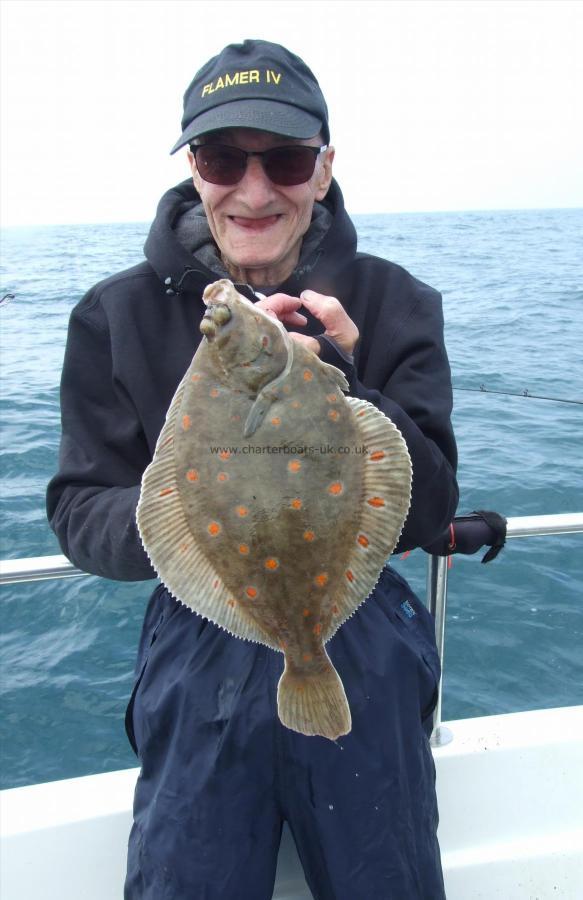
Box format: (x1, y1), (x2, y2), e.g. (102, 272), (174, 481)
(47, 179), (458, 581)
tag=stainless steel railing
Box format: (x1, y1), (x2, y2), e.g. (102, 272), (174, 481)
(0, 554), (84, 585)
(2, 512), (583, 747)
(429, 512), (583, 746)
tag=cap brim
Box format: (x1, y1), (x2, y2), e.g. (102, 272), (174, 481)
(170, 99), (322, 154)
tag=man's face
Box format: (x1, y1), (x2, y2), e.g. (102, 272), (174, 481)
(188, 129), (334, 288)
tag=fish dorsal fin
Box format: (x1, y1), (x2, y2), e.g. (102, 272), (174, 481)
(137, 366), (278, 649)
(321, 396), (412, 642)
(319, 360), (350, 393)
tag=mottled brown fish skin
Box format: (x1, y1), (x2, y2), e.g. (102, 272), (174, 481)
(178, 285), (361, 663)
(138, 279), (412, 740)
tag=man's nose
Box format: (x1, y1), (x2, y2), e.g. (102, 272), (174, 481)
(236, 155), (277, 208)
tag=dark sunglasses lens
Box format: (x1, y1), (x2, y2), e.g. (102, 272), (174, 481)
(264, 147), (318, 186)
(195, 146), (246, 185)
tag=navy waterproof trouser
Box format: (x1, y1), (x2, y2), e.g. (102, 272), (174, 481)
(124, 566), (446, 900)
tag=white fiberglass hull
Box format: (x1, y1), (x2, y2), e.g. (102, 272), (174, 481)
(2, 706), (583, 899)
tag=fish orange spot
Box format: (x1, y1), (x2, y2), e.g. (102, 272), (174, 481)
(283, 385), (291, 394)
(367, 497), (385, 507)
(357, 534), (369, 548)
(161, 435), (174, 448)
(180, 542), (190, 553)
(191, 374), (202, 382)
(296, 685), (305, 693)
(328, 409), (340, 421)
(346, 569), (355, 582)
(326, 393), (339, 403)
(236, 505), (249, 517)
(290, 498), (302, 510)
(209, 388), (220, 398)
(313, 623), (322, 636)
(314, 573), (329, 588)
(270, 417), (281, 426)
(159, 488), (174, 497)
(303, 369), (313, 381)
(182, 415), (192, 430)
(303, 530), (315, 542)
(370, 451), (385, 461)
(208, 522), (221, 536)
(357, 410), (366, 417)
(186, 469), (199, 482)
(246, 586), (258, 599)
(217, 472), (229, 482)
(227, 599), (237, 608)
(291, 400), (301, 409)
(238, 544), (249, 555)
(264, 558), (279, 570)
(231, 414), (241, 422)
(302, 653), (313, 663)
(328, 482), (343, 495)
(303, 608), (311, 617)
(331, 604), (340, 615)
(219, 450), (231, 460)
(288, 459), (302, 473)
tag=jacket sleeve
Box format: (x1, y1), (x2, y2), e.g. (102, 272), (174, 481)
(318, 294), (458, 552)
(46, 295), (157, 581)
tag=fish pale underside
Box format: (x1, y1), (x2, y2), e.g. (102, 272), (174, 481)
(137, 279), (412, 741)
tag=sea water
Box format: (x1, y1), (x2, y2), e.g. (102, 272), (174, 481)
(1, 207), (581, 788)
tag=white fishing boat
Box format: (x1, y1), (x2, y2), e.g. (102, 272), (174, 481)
(1, 512), (582, 899)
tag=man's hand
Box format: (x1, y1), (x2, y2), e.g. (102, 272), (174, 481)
(254, 294), (307, 328)
(255, 291), (359, 356)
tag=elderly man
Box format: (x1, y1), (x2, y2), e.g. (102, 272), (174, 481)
(47, 39), (457, 900)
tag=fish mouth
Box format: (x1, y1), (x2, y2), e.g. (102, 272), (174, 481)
(200, 302), (232, 341)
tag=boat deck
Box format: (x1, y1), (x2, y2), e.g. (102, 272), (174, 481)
(2, 705), (582, 899)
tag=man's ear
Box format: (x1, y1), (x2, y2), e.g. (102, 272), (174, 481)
(315, 146), (335, 201)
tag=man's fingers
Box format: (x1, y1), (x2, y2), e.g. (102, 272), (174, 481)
(299, 290), (359, 354)
(254, 291), (357, 354)
(255, 293), (307, 326)
(300, 290), (347, 329)
(280, 311), (309, 326)
(289, 332), (320, 354)
(262, 308), (307, 326)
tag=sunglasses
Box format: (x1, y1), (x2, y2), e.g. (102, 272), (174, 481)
(190, 143), (328, 187)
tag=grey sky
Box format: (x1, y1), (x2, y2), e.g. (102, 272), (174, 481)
(1, 0), (582, 226)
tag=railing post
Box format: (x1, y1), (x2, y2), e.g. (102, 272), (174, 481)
(427, 554), (453, 747)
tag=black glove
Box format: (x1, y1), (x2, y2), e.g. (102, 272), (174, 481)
(422, 510), (507, 563)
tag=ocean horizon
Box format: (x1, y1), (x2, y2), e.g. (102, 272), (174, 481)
(2, 203), (582, 231)
(1, 206), (582, 788)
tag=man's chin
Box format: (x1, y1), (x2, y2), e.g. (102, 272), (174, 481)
(225, 249), (286, 274)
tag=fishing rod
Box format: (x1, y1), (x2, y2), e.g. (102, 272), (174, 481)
(454, 385), (583, 406)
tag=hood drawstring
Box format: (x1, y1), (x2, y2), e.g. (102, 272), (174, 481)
(164, 267), (203, 296)
(295, 249), (324, 279)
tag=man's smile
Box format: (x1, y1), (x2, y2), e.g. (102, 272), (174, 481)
(228, 214), (282, 230)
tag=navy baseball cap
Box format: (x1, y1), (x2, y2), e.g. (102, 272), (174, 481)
(170, 39), (330, 154)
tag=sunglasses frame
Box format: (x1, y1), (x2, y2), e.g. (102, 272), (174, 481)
(189, 142), (329, 187)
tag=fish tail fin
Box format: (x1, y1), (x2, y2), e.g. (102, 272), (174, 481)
(277, 652), (351, 741)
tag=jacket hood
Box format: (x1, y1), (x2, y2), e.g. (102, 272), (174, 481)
(143, 178), (357, 299)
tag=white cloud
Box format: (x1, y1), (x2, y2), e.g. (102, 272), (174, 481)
(1, 0), (582, 225)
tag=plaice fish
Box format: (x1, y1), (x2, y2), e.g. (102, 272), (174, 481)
(137, 279), (412, 740)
